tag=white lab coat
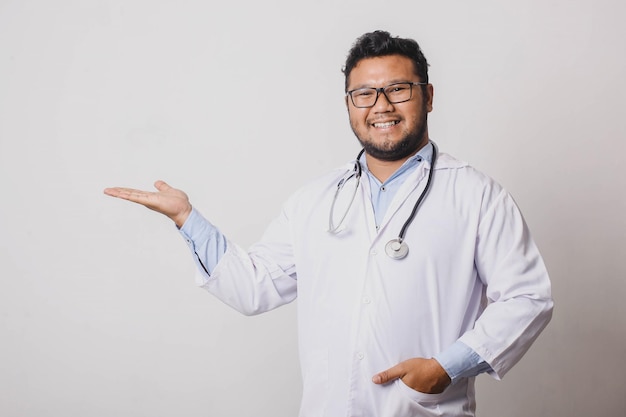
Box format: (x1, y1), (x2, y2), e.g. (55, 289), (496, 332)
(196, 152), (553, 417)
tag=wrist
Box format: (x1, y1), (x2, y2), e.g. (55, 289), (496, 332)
(173, 204), (193, 228)
(429, 358), (451, 390)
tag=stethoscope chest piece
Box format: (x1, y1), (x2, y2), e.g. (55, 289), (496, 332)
(385, 238), (409, 260)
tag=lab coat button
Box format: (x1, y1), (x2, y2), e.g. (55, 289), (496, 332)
(363, 297), (371, 304)
(357, 352), (365, 360)
(370, 249), (377, 256)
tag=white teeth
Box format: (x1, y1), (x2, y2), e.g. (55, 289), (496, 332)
(374, 121), (398, 128)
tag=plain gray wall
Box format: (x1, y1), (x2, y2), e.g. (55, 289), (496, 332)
(1, 0), (624, 416)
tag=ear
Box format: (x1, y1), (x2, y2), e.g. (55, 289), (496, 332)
(425, 84), (434, 112)
(345, 94), (350, 111)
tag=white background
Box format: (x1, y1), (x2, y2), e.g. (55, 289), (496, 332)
(1, 0), (624, 416)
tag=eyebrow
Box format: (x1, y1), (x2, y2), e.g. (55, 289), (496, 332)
(348, 79), (417, 90)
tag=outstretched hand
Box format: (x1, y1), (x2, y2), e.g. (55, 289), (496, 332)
(103, 180), (192, 228)
(372, 357), (451, 394)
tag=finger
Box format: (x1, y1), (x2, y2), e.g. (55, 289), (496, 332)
(103, 187), (154, 204)
(103, 187), (135, 198)
(372, 363), (405, 385)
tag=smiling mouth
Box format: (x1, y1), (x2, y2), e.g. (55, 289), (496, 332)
(373, 121), (400, 128)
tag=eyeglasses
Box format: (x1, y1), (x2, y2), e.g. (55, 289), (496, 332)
(346, 82), (427, 108)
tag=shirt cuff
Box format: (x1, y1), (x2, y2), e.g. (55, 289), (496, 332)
(178, 207), (228, 277)
(433, 341), (493, 383)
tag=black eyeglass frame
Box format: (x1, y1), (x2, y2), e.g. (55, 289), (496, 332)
(346, 81), (428, 108)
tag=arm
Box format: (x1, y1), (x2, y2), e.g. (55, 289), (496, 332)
(200, 204), (298, 315)
(458, 188), (553, 378)
(373, 188), (553, 391)
(104, 180), (298, 315)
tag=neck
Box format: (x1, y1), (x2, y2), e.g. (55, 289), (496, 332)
(365, 155), (410, 183)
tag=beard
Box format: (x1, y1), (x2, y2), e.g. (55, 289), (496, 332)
(351, 107), (429, 162)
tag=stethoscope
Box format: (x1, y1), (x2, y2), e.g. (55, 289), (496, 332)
(328, 142), (437, 260)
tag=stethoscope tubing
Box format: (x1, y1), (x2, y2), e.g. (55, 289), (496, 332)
(328, 142), (437, 259)
(397, 143), (437, 242)
(328, 149), (364, 234)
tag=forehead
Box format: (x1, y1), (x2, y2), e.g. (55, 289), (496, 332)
(348, 55), (417, 89)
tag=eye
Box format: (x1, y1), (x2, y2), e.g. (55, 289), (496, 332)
(387, 85), (409, 93)
(353, 89), (374, 97)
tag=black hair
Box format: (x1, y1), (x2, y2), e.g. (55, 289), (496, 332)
(342, 30), (429, 91)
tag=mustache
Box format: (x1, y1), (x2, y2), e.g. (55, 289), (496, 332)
(367, 115), (402, 124)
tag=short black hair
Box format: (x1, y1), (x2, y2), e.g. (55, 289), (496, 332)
(342, 30), (429, 91)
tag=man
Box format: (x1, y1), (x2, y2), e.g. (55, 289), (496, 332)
(104, 30), (553, 417)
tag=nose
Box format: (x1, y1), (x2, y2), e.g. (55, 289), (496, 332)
(372, 89), (394, 111)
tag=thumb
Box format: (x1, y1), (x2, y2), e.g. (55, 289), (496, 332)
(154, 180), (171, 192)
(372, 363), (404, 385)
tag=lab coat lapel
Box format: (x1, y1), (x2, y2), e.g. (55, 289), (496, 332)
(357, 170), (379, 242)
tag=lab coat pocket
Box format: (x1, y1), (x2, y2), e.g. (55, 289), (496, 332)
(394, 379), (443, 415)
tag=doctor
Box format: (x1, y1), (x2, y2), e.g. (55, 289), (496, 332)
(104, 30), (553, 417)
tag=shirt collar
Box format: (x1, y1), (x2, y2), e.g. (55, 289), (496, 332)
(360, 141), (434, 186)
